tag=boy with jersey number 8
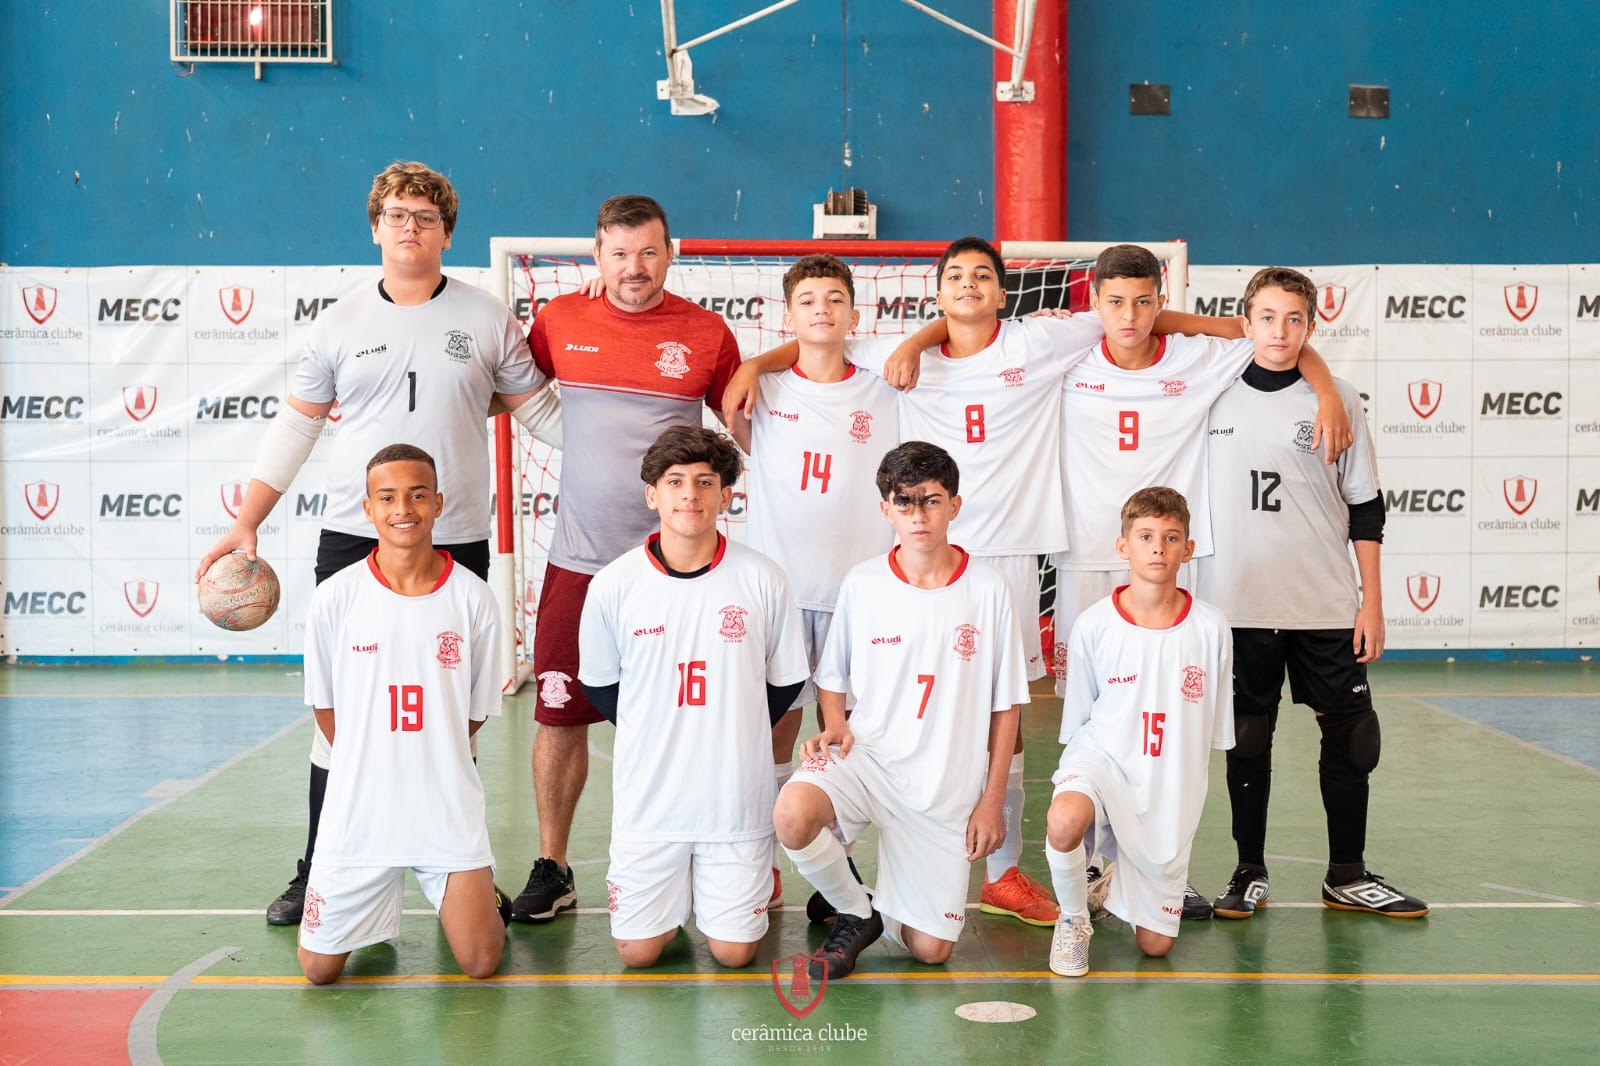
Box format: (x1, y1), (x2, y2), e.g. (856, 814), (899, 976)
(297, 444), (509, 985)
(1044, 487), (1234, 978)
(577, 426), (809, 968)
(774, 441), (1030, 981)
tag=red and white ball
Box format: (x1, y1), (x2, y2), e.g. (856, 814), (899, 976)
(198, 552), (281, 631)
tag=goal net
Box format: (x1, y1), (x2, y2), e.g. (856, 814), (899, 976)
(486, 238), (1189, 692)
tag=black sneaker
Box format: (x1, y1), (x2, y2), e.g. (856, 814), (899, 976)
(809, 907), (884, 981)
(510, 858), (577, 923)
(1181, 882), (1214, 920)
(804, 857), (865, 923)
(265, 860), (308, 926)
(494, 884), (513, 929)
(1213, 863), (1270, 920)
(1321, 871), (1429, 918)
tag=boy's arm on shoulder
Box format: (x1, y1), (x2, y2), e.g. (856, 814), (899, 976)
(1155, 309), (1244, 340)
(878, 317), (950, 390)
(721, 341), (799, 424)
(1298, 343), (1353, 463)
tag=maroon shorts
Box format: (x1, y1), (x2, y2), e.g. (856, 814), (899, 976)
(532, 562), (603, 726)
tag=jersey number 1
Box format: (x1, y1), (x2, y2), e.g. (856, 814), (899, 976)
(389, 684), (424, 732)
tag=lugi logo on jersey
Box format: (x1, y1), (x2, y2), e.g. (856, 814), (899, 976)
(436, 630), (463, 669)
(632, 624), (666, 637)
(24, 481), (60, 521)
(848, 410), (874, 443)
(537, 670), (573, 708)
(1161, 379), (1188, 397)
(219, 286), (254, 325)
(1407, 379), (1441, 420)
(1504, 283), (1538, 322)
(772, 952), (828, 1019)
(220, 481), (247, 520)
(1317, 284), (1348, 323)
(1406, 573), (1440, 612)
(444, 329), (472, 364)
(122, 384), (158, 422)
(952, 623), (980, 662)
(653, 340), (692, 380)
(1293, 420), (1316, 453)
(21, 284), (58, 324)
(1503, 476), (1538, 516)
(124, 578), (159, 618)
(351, 642), (379, 654)
(1181, 665), (1206, 703)
(870, 634), (902, 645)
(998, 367), (1025, 388)
(719, 604), (749, 643)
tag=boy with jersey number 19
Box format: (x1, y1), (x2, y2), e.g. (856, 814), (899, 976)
(1195, 267), (1426, 921)
(577, 426), (809, 968)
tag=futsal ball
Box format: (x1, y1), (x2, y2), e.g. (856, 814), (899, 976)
(198, 552), (281, 631)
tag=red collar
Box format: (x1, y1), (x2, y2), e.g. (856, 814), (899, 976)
(887, 545), (969, 587)
(366, 548), (453, 592)
(940, 321), (1003, 358)
(1111, 584), (1192, 628)
(1100, 333), (1167, 368)
(791, 363), (858, 381)
(644, 531), (726, 576)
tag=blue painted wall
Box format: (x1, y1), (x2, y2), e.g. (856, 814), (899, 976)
(2, 2), (1595, 266)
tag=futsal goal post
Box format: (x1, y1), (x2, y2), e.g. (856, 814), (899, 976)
(486, 237), (1189, 693)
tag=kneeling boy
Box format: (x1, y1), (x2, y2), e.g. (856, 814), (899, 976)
(1045, 487), (1234, 977)
(298, 444), (508, 985)
(578, 426), (809, 968)
(774, 441), (1029, 979)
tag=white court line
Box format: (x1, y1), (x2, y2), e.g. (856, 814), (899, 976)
(1262, 853), (1327, 866)
(1480, 883), (1600, 909)
(587, 741), (613, 763)
(128, 945), (240, 1066)
(1399, 694), (1600, 777)
(0, 713), (312, 910)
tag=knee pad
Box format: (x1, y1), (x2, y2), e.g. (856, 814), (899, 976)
(1319, 709), (1380, 779)
(1230, 710), (1277, 761)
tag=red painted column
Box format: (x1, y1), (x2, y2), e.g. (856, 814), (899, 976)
(993, 0), (1067, 241)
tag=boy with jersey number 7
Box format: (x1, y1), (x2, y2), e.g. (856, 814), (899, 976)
(774, 442), (1029, 980)
(297, 444), (509, 985)
(1044, 487), (1233, 978)
(577, 426), (809, 968)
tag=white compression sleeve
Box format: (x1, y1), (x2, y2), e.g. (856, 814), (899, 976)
(510, 387), (563, 449)
(250, 404), (325, 493)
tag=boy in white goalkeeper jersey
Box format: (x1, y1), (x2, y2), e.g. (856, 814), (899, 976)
(1196, 268), (1427, 922)
(578, 427), (809, 968)
(298, 445), (508, 985)
(773, 442), (1029, 981)
(1043, 488), (1233, 977)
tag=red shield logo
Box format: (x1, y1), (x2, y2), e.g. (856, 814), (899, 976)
(1181, 665), (1206, 703)
(771, 952), (827, 1018)
(220, 481), (247, 519)
(1503, 476), (1537, 516)
(848, 410), (873, 443)
(21, 284), (58, 324)
(718, 604), (748, 643)
(123, 384), (158, 422)
(1406, 573), (1440, 613)
(24, 481), (60, 520)
(436, 630), (463, 669)
(327, 399), (343, 424)
(1503, 283), (1537, 322)
(953, 623), (980, 662)
(524, 578), (538, 618)
(220, 286), (255, 325)
(124, 578), (159, 618)
(1407, 379), (1441, 420)
(1317, 284), (1347, 323)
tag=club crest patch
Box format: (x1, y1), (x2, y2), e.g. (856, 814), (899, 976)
(436, 630), (463, 669)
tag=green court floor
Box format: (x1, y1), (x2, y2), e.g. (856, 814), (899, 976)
(2, 662), (1597, 1063)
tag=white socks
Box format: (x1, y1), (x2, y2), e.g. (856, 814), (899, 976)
(1045, 842), (1089, 921)
(985, 753), (1027, 881)
(785, 830), (873, 920)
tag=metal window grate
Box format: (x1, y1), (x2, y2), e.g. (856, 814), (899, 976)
(171, 2), (333, 69)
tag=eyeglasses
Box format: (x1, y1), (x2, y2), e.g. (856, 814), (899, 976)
(379, 208), (444, 230)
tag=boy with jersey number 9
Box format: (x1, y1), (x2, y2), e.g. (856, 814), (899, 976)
(774, 442), (1029, 981)
(1196, 267), (1426, 921)
(297, 444), (509, 985)
(1044, 488), (1233, 978)
(577, 426), (809, 968)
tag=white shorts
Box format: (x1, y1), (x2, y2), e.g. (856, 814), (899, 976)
(1051, 751), (1186, 938)
(1048, 562), (1194, 697)
(310, 719), (478, 768)
(606, 836), (774, 944)
(986, 554), (1045, 681)
(790, 751), (970, 944)
(791, 608), (835, 710)
(298, 863), (464, 955)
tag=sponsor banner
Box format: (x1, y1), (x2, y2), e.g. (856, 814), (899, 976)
(1372, 361), (1472, 457)
(0, 559), (96, 655)
(1570, 457), (1600, 532)
(281, 562), (317, 646)
(1301, 266), (1377, 363)
(1186, 265), (1252, 320)
(1569, 264), (1600, 359)
(284, 460), (331, 562)
(1470, 359), (1569, 457)
(87, 367), (189, 460)
(187, 267), (288, 364)
(284, 265), (381, 357)
(1471, 265), (1568, 360)
(1337, 361), (1377, 418)
(1467, 552), (1566, 648)
(2, 268), (90, 361)
(188, 461), (289, 568)
(1377, 457), (1473, 556)
(0, 363), (93, 459)
(89, 465), (189, 560)
(1, 462), (92, 560)
(1471, 457), (1566, 555)
(87, 267), (187, 366)
(186, 363), (289, 463)
(1382, 554), (1471, 648)
(1374, 264), (1472, 361)
(91, 561), (190, 655)
(1570, 356), (1600, 456)
(1566, 553), (1600, 646)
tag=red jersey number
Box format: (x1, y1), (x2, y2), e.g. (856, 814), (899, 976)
(965, 404), (986, 443)
(389, 684), (424, 732)
(1141, 711), (1165, 757)
(1118, 410), (1140, 451)
(800, 450), (833, 494)
(677, 660), (707, 707)
(915, 673), (936, 719)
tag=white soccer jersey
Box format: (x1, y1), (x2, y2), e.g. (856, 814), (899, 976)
(815, 549), (1031, 829)
(849, 317), (1103, 555)
(579, 535), (809, 843)
(1057, 591), (1234, 867)
(292, 278), (544, 542)
(745, 366), (900, 611)
(303, 552), (501, 868)
(1197, 376), (1380, 629)
(1054, 334), (1254, 570)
